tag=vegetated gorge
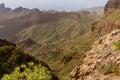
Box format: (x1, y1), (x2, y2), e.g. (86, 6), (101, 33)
(0, 0), (120, 80)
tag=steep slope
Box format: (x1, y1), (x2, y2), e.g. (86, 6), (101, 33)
(0, 38), (58, 80)
(92, 0), (120, 35)
(18, 11), (99, 45)
(104, 0), (120, 13)
(0, 4), (101, 80)
(14, 7), (100, 80)
(23, 32), (98, 80)
(0, 8), (41, 41)
(70, 0), (120, 80)
(0, 3), (11, 16)
(70, 30), (120, 80)
(16, 11), (100, 80)
(0, 8), (100, 42)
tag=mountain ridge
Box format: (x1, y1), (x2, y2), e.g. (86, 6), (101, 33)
(0, 3), (11, 15)
(70, 0), (120, 80)
(0, 3), (104, 80)
(104, 0), (120, 13)
(81, 6), (104, 14)
(0, 4), (101, 42)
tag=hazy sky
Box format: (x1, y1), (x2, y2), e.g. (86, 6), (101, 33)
(0, 0), (108, 11)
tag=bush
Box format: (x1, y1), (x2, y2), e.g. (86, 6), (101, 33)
(0, 46), (14, 56)
(112, 40), (120, 50)
(100, 62), (118, 75)
(1, 62), (52, 80)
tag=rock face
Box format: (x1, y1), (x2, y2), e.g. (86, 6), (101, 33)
(104, 0), (120, 13)
(69, 1), (120, 80)
(91, 0), (120, 35)
(70, 30), (120, 80)
(0, 3), (11, 15)
(18, 38), (36, 48)
(0, 3), (5, 9)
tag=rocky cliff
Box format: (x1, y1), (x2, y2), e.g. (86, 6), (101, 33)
(70, 0), (120, 80)
(104, 0), (120, 13)
(0, 3), (11, 15)
(70, 30), (120, 80)
(92, 0), (120, 35)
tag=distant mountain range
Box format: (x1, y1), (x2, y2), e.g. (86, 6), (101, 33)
(81, 6), (104, 14)
(0, 3), (102, 42)
(0, 3), (11, 15)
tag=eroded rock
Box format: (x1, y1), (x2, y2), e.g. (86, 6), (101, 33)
(70, 30), (120, 80)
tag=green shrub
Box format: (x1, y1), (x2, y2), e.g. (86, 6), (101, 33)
(1, 62), (52, 80)
(0, 46), (14, 56)
(100, 62), (118, 75)
(112, 40), (120, 50)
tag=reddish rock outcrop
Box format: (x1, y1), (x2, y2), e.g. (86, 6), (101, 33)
(70, 0), (120, 79)
(70, 30), (120, 80)
(104, 0), (120, 13)
(91, 0), (120, 35)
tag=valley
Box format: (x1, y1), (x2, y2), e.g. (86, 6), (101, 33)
(0, 0), (120, 80)
(0, 3), (101, 79)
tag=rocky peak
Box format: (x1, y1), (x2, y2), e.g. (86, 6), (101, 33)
(0, 3), (11, 15)
(104, 0), (120, 13)
(91, 0), (120, 35)
(0, 3), (5, 9)
(13, 7), (27, 13)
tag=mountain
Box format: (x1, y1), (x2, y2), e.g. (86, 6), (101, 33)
(92, 0), (120, 35)
(81, 6), (104, 14)
(70, 0), (120, 80)
(104, 0), (120, 13)
(1, 0), (120, 80)
(18, 11), (99, 44)
(0, 3), (11, 15)
(0, 4), (102, 80)
(70, 30), (120, 80)
(0, 8), (100, 42)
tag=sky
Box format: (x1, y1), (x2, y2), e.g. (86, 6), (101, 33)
(0, 0), (108, 11)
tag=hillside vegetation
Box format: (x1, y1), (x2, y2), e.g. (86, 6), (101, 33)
(16, 11), (100, 80)
(0, 9), (100, 42)
(19, 11), (99, 44)
(21, 32), (98, 80)
(0, 38), (57, 80)
(0, 3), (103, 80)
(1, 0), (120, 80)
